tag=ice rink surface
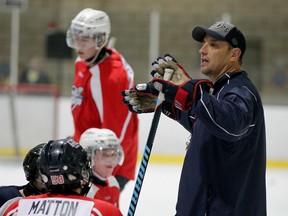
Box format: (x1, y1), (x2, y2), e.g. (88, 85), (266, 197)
(0, 160), (287, 216)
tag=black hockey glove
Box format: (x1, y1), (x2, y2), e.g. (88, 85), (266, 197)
(151, 54), (213, 111)
(151, 54), (191, 85)
(122, 82), (158, 113)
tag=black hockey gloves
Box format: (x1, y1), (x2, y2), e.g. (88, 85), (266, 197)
(151, 54), (213, 111)
(122, 82), (158, 113)
(122, 81), (178, 119)
(151, 54), (191, 85)
(122, 54), (213, 115)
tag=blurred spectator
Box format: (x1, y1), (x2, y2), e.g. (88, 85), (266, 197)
(272, 69), (286, 89)
(272, 58), (287, 90)
(19, 56), (51, 84)
(0, 62), (10, 84)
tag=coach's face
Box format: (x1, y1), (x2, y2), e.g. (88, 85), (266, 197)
(198, 34), (236, 83)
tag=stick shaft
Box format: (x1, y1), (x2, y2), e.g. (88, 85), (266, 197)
(127, 99), (163, 216)
(127, 69), (172, 216)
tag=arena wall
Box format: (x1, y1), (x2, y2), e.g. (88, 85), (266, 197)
(0, 97), (288, 168)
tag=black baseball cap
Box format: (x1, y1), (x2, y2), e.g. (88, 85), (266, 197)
(192, 21), (246, 59)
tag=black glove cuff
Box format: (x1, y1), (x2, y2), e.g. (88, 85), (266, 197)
(162, 102), (177, 120)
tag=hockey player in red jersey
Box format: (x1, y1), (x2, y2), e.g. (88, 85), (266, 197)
(66, 8), (138, 191)
(3, 138), (123, 216)
(80, 128), (124, 207)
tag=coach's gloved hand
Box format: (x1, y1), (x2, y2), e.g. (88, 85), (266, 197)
(151, 54), (191, 85)
(122, 82), (158, 113)
(151, 54), (213, 111)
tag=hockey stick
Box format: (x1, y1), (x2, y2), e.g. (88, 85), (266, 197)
(127, 69), (173, 216)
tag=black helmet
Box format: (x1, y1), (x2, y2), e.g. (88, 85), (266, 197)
(23, 143), (46, 181)
(38, 138), (91, 195)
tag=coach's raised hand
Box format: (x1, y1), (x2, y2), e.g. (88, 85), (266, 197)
(151, 54), (191, 85)
(152, 54), (213, 111)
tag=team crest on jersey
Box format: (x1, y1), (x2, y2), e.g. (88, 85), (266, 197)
(78, 70), (84, 78)
(71, 85), (84, 111)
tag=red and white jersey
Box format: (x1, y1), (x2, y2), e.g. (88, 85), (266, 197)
(71, 49), (138, 180)
(3, 193), (122, 216)
(86, 176), (120, 207)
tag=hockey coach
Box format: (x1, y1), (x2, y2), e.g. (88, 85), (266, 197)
(123, 21), (267, 216)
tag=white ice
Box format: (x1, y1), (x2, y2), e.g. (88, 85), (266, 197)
(0, 161), (287, 216)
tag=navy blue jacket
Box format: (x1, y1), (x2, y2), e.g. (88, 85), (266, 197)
(173, 72), (266, 216)
(0, 185), (23, 207)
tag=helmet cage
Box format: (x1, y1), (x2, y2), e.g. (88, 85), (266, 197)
(89, 143), (124, 167)
(66, 30), (108, 50)
(66, 8), (110, 50)
(80, 128), (125, 166)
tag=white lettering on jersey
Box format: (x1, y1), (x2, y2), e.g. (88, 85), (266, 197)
(17, 198), (94, 216)
(71, 85), (84, 111)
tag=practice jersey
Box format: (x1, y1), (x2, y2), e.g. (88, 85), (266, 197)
(0, 197), (21, 215)
(71, 49), (138, 180)
(86, 175), (120, 207)
(3, 193), (123, 216)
